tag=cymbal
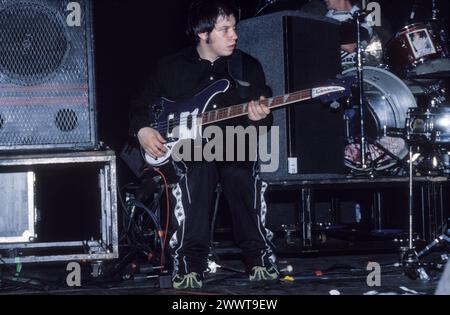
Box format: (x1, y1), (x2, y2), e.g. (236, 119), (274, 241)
(339, 20), (370, 45)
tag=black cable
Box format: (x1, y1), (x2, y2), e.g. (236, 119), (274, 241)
(0, 259), (56, 292)
(116, 183), (170, 278)
(119, 183), (163, 245)
(0, 256), (18, 274)
(127, 200), (163, 240)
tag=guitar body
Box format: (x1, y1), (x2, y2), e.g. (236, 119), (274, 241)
(143, 79), (231, 166)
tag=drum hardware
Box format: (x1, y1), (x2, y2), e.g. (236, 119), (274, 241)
(405, 78), (447, 110)
(344, 134), (408, 177)
(398, 107), (450, 275)
(426, 83), (446, 104)
(398, 146), (420, 270)
(399, 145), (450, 276)
(402, 107), (450, 269)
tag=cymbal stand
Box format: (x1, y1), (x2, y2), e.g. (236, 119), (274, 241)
(397, 146), (420, 271)
(400, 143), (450, 280)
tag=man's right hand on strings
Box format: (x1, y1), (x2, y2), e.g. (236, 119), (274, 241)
(138, 127), (167, 158)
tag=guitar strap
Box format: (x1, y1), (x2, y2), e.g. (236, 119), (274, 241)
(227, 49), (252, 100)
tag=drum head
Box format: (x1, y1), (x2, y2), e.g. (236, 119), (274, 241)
(342, 67), (418, 171)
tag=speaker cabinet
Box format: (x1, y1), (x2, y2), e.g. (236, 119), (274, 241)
(238, 11), (345, 182)
(0, 0), (96, 151)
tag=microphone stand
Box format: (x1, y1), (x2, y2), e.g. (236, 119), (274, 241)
(353, 10), (367, 170)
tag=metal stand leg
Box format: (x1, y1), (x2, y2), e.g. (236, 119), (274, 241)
(401, 147), (419, 267)
(301, 188), (313, 248)
(418, 234), (450, 258)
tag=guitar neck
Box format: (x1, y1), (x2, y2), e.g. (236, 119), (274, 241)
(200, 88), (313, 125)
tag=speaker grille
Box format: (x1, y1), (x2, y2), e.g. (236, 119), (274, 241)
(0, 0), (96, 151)
(0, 3), (69, 85)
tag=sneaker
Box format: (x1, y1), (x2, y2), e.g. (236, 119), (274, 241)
(249, 266), (279, 282)
(172, 272), (203, 289)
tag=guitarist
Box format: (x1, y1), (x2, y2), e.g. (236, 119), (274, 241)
(129, 0), (279, 289)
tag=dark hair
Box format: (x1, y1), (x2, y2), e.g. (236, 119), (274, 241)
(187, 0), (239, 40)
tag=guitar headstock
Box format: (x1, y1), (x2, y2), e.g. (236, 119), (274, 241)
(313, 76), (356, 103)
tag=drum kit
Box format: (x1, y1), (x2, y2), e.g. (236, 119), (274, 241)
(342, 2), (450, 176)
(340, 0), (450, 271)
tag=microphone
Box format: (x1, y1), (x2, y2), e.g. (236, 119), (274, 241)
(352, 7), (375, 20)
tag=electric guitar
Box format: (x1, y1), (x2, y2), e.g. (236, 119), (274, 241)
(142, 77), (353, 166)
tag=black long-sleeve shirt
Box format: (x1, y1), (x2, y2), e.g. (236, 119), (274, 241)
(129, 46), (273, 137)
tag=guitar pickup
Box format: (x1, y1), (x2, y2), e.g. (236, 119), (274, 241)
(167, 114), (176, 138)
(187, 115), (193, 130)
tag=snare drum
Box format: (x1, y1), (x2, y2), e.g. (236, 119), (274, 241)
(385, 22), (450, 79)
(406, 107), (450, 145)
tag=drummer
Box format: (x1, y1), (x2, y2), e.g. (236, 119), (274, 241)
(324, 0), (374, 71)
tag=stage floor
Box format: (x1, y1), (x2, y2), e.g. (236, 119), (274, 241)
(0, 252), (445, 296)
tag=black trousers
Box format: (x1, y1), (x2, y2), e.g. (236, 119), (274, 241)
(169, 160), (275, 276)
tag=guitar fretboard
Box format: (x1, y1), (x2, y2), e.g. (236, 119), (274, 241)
(200, 89), (312, 125)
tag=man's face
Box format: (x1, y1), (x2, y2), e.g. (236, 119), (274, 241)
(199, 15), (238, 59)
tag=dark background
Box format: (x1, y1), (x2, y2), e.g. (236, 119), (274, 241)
(92, 0), (450, 183)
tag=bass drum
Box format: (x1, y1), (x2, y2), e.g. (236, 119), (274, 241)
(342, 66), (418, 171)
